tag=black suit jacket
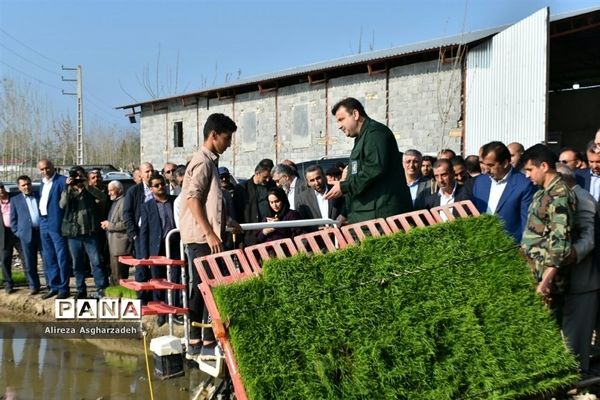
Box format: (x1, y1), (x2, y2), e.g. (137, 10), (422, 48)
(295, 185), (344, 221)
(123, 183), (147, 240)
(423, 183), (470, 210)
(138, 196), (177, 260)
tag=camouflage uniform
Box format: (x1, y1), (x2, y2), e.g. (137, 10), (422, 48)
(521, 175), (576, 294)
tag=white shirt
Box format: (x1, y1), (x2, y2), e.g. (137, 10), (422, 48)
(590, 173), (600, 202)
(315, 187), (330, 219)
(288, 177), (299, 210)
(39, 173), (56, 216)
(173, 192), (182, 229)
(486, 169), (512, 214)
(438, 183), (457, 222)
(407, 178), (420, 206)
(24, 194), (40, 228)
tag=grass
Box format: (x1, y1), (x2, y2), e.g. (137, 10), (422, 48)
(213, 215), (579, 400)
(0, 270), (26, 285)
(104, 285), (137, 299)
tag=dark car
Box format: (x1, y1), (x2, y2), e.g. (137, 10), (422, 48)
(3, 182), (41, 196)
(103, 177), (136, 194)
(294, 156), (349, 178)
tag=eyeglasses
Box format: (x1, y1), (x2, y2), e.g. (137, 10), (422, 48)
(164, 169), (174, 174)
(152, 183), (165, 188)
(559, 159), (573, 164)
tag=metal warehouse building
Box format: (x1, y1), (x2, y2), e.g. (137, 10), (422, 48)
(117, 7), (600, 178)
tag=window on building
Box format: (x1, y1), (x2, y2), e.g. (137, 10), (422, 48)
(292, 103), (310, 148)
(173, 121), (183, 148)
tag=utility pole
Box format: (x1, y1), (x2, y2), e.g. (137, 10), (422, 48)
(62, 65), (84, 165)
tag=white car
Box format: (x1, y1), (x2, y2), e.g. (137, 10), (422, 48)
(102, 171), (132, 180)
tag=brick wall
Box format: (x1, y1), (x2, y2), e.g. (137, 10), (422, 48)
(139, 59), (463, 177)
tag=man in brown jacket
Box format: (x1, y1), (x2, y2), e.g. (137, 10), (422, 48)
(179, 113), (240, 360)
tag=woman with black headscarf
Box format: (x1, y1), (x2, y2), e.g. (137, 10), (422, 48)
(256, 187), (303, 243)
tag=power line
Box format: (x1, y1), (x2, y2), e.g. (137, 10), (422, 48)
(0, 28), (119, 112)
(0, 42), (62, 77)
(0, 59), (63, 91)
(0, 60), (123, 124)
(0, 27), (64, 66)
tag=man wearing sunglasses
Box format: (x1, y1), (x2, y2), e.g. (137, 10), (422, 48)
(162, 162), (180, 196)
(138, 172), (182, 326)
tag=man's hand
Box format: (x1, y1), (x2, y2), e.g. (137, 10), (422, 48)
(562, 246), (577, 266)
(341, 166), (349, 181)
(100, 220), (109, 230)
(324, 181), (342, 200)
(206, 231), (223, 254)
(536, 266), (558, 297)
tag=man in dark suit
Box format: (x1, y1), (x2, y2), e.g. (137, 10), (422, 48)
(471, 141), (535, 242)
(123, 162), (154, 257)
(403, 149), (432, 210)
(235, 159), (274, 246)
(556, 163), (600, 376)
(271, 163), (307, 211)
(37, 159), (70, 299)
(295, 165), (344, 224)
(324, 97), (412, 223)
(9, 176), (41, 294)
(138, 173), (181, 324)
(575, 142), (600, 202)
(423, 159), (470, 212)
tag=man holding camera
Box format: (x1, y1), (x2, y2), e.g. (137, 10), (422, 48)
(60, 167), (108, 299)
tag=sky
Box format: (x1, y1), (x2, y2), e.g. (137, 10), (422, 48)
(1, 0), (598, 130)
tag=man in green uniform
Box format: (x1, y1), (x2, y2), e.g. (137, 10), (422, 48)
(521, 144), (576, 309)
(324, 97), (412, 223)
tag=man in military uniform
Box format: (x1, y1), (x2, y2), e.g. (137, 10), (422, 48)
(521, 144), (576, 312)
(324, 97), (412, 223)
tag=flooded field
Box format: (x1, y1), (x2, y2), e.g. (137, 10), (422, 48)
(0, 314), (210, 399)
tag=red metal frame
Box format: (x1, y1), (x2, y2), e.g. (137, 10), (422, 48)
(293, 228), (348, 254)
(194, 249), (256, 285)
(340, 218), (393, 244)
(243, 238), (298, 273)
(386, 209), (437, 232)
(118, 255), (185, 266)
(195, 251), (255, 400)
(430, 199), (480, 222)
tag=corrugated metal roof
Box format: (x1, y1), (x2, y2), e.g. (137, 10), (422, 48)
(116, 26), (504, 109)
(116, 6), (600, 110)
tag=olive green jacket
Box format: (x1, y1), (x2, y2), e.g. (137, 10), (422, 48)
(340, 118), (412, 224)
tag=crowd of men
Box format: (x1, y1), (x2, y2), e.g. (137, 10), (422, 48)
(1, 97), (600, 371)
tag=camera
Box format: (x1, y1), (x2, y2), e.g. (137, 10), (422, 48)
(68, 170), (84, 185)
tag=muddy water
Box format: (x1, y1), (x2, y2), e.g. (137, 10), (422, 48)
(0, 322), (207, 399)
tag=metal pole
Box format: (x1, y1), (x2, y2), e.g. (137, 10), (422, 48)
(77, 65), (84, 165)
(61, 65), (84, 165)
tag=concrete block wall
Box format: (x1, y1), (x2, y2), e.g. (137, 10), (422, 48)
(231, 91), (277, 179)
(327, 73), (387, 158)
(388, 60), (462, 155)
(139, 107), (167, 167)
(278, 82), (328, 167)
(139, 59), (463, 177)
